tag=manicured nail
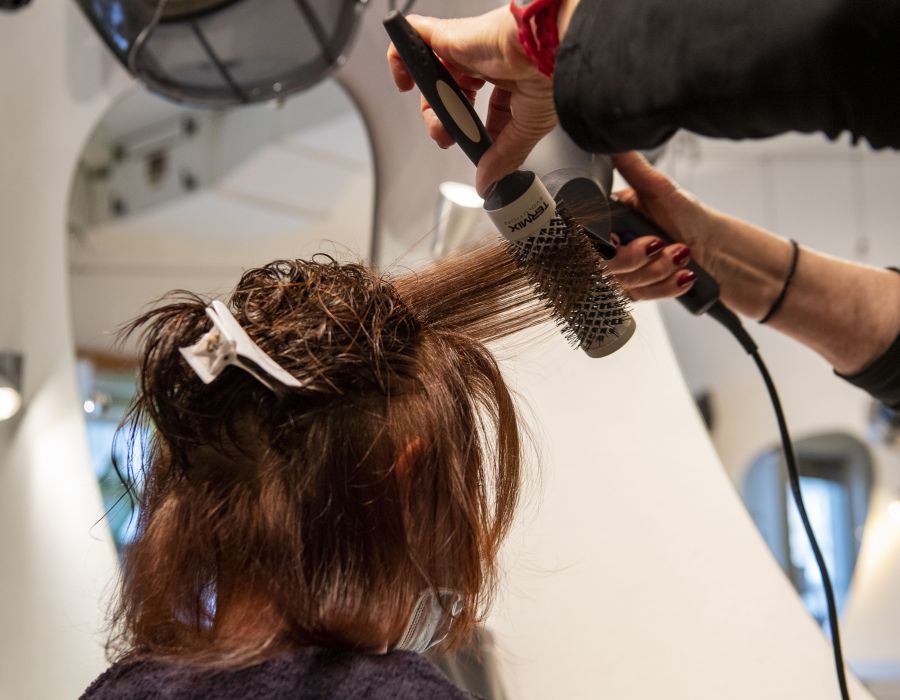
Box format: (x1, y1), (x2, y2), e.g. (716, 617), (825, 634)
(673, 247), (691, 265)
(645, 239), (665, 256)
(677, 271), (696, 287)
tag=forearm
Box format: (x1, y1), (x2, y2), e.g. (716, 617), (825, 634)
(707, 211), (900, 374)
(769, 253), (900, 375)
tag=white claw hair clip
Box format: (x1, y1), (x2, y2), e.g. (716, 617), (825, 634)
(179, 300), (303, 392)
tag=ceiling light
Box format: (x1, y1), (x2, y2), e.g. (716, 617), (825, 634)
(83, 392), (112, 418)
(889, 501), (900, 523)
(433, 181), (485, 258)
(0, 352), (23, 422)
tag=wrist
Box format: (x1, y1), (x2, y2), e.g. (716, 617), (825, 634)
(804, 263), (900, 375)
(701, 212), (795, 320)
(496, 6), (545, 78)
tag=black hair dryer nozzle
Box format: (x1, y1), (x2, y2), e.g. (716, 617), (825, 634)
(608, 200), (720, 316)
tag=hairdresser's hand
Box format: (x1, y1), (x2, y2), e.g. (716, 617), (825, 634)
(387, 8), (566, 196)
(604, 152), (723, 301)
(610, 154), (900, 378)
(606, 152), (801, 326)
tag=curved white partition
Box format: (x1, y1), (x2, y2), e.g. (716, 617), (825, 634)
(479, 303), (872, 698)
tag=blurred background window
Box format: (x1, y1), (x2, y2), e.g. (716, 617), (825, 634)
(742, 433), (873, 627)
(77, 358), (143, 553)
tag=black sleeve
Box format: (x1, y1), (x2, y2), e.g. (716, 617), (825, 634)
(554, 0), (900, 154)
(838, 328), (900, 410)
(836, 269), (900, 410)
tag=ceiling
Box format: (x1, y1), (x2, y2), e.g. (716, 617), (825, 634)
(69, 78), (375, 355)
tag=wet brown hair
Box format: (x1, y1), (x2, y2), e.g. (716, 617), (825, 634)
(110, 240), (552, 667)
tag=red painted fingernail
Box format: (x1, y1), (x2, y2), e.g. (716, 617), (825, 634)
(673, 247), (691, 265)
(645, 239), (665, 256)
(677, 271), (697, 287)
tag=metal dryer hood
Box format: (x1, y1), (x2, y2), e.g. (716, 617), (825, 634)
(76, 0), (368, 106)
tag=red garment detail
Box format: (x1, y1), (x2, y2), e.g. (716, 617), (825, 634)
(510, 0), (563, 77)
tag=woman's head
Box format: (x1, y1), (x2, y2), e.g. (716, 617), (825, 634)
(113, 242), (549, 665)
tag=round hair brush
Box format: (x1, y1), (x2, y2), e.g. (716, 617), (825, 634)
(384, 11), (635, 357)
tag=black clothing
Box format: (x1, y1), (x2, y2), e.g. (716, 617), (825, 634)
(840, 327), (900, 410)
(838, 269), (900, 410)
(429, 628), (509, 700)
(554, 0), (900, 154)
(80, 648), (475, 700)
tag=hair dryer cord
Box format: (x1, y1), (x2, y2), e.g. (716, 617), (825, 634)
(708, 301), (851, 700)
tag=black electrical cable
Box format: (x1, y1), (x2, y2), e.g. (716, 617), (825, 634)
(707, 300), (851, 700)
(751, 350), (851, 700)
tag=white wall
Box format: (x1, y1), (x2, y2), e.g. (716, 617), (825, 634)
(0, 5), (124, 699)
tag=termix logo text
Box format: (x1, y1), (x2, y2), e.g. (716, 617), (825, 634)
(505, 195), (552, 234)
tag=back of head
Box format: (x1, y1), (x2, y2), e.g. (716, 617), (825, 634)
(112, 242), (551, 666)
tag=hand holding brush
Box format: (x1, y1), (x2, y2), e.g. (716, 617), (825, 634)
(385, 10), (635, 358)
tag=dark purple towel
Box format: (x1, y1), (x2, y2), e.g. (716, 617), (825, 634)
(80, 647), (477, 699)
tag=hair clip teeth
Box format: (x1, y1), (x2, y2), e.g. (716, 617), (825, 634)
(178, 300), (303, 392)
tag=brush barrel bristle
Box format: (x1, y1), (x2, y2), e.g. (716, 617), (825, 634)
(506, 210), (635, 357)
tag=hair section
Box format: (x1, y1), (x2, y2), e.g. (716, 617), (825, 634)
(110, 240), (552, 666)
